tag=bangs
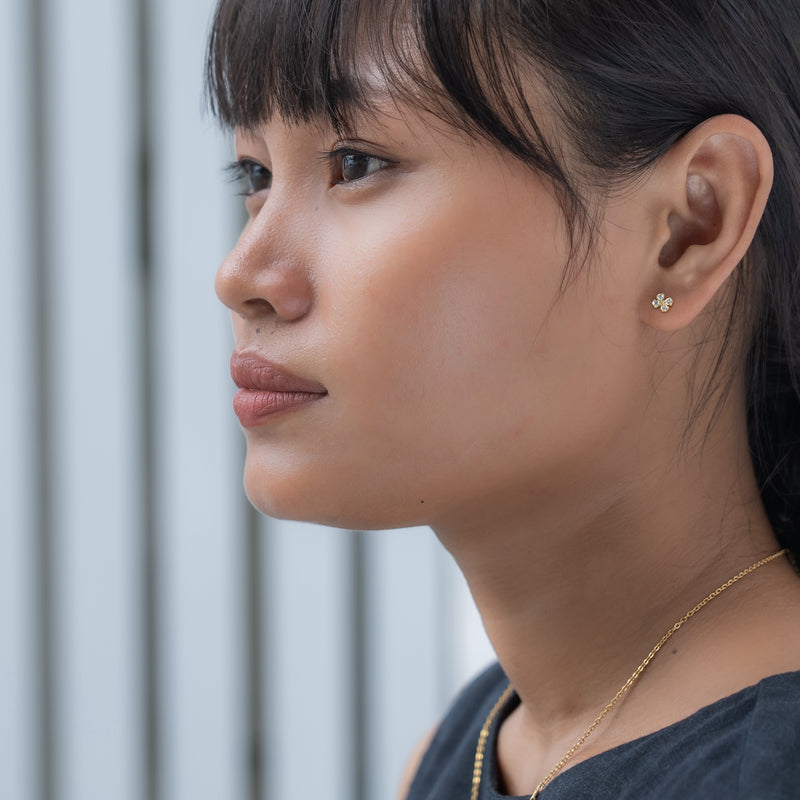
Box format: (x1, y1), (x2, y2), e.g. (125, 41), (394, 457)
(206, 0), (403, 132)
(205, 0), (569, 175)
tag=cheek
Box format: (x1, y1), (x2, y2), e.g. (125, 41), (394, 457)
(239, 168), (644, 527)
(319, 180), (573, 458)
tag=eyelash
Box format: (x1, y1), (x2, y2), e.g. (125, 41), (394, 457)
(225, 159), (272, 196)
(225, 147), (394, 196)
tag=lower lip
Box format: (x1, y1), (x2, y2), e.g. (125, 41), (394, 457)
(233, 389), (326, 427)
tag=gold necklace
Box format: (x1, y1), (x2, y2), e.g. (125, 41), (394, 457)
(470, 548), (788, 800)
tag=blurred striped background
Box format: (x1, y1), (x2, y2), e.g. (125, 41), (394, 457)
(0, 0), (494, 798)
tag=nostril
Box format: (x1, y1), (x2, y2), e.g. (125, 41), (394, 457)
(242, 298), (276, 317)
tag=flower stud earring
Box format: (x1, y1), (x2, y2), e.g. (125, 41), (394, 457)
(652, 293), (674, 313)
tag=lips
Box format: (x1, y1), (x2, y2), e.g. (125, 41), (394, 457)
(230, 352), (327, 426)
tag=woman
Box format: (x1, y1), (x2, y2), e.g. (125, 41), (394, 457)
(207, 1), (800, 797)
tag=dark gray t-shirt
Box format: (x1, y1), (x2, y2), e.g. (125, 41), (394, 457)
(408, 662), (800, 799)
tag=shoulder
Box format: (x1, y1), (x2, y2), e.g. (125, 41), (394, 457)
(653, 670), (800, 798)
(552, 670), (800, 800)
(401, 662), (510, 800)
(734, 671), (800, 795)
(651, 671), (800, 799)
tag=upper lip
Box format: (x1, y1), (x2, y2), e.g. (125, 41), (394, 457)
(230, 351), (327, 394)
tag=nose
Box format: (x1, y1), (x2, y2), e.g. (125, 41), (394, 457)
(215, 205), (314, 323)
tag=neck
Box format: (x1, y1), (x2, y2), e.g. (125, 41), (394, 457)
(431, 402), (781, 737)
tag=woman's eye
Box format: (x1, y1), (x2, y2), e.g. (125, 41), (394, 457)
(331, 150), (391, 184)
(228, 159), (272, 195)
(244, 160), (272, 193)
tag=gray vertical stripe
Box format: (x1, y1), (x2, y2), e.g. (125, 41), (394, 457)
(245, 502), (265, 800)
(29, 0), (54, 796)
(351, 532), (369, 800)
(135, 0), (160, 798)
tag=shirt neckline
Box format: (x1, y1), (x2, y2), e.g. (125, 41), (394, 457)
(482, 668), (800, 800)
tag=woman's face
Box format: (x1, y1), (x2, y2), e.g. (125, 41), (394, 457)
(217, 100), (651, 531)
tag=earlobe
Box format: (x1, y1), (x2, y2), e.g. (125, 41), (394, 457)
(640, 115), (773, 329)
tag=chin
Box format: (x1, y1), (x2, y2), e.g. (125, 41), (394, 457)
(242, 459), (429, 531)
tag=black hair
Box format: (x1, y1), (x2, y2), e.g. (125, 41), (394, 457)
(206, 0), (800, 561)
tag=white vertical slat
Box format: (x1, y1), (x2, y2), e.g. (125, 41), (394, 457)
(363, 527), (450, 800)
(263, 519), (356, 800)
(149, 0), (247, 797)
(0, 0), (36, 797)
(45, 0), (143, 797)
(363, 528), (495, 799)
(363, 528), (496, 800)
(447, 559), (497, 690)
(258, 516), (493, 800)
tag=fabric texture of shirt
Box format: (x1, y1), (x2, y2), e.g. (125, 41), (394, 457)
(407, 662), (800, 799)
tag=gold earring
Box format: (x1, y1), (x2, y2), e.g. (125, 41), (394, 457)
(652, 293), (674, 313)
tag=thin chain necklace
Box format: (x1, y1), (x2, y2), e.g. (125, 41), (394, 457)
(470, 548), (788, 800)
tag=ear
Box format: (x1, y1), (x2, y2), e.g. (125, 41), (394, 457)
(638, 115), (773, 329)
